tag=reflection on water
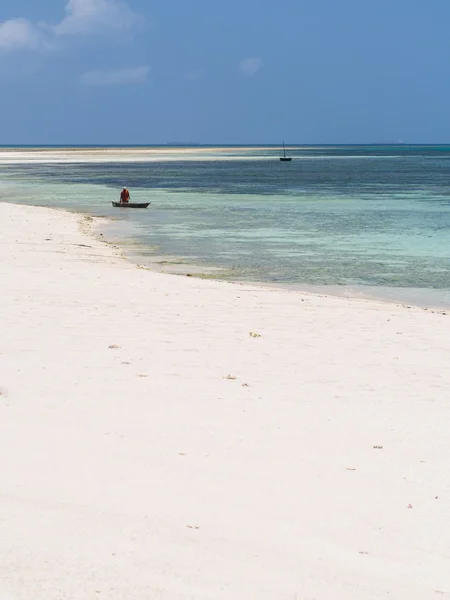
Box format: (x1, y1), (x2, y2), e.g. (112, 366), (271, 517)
(1, 145), (450, 306)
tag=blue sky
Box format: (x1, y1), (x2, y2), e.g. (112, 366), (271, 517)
(0, 0), (449, 144)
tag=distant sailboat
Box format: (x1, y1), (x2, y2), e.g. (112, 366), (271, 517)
(279, 141), (292, 162)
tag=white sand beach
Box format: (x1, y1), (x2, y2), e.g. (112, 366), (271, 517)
(1, 202), (449, 599)
(0, 147), (287, 165)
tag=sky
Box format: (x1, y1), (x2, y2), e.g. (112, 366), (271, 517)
(0, 0), (450, 145)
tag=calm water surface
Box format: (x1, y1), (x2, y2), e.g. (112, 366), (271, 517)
(1, 145), (450, 306)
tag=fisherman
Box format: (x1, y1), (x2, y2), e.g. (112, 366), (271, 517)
(120, 187), (130, 203)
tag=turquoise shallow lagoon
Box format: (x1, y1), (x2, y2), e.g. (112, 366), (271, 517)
(1, 145), (450, 306)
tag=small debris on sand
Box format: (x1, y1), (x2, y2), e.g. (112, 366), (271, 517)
(224, 374), (237, 380)
(108, 345), (121, 349)
(249, 331), (262, 338)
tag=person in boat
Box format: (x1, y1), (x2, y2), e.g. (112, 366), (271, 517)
(120, 187), (130, 203)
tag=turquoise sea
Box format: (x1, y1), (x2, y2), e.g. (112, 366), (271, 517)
(1, 145), (450, 307)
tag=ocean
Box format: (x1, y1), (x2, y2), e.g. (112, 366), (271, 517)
(1, 145), (450, 307)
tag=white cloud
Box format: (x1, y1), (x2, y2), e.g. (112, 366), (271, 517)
(54, 0), (142, 36)
(0, 18), (43, 51)
(239, 57), (263, 77)
(81, 65), (149, 85)
(0, 0), (143, 51)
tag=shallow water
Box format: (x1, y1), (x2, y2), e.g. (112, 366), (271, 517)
(1, 145), (450, 306)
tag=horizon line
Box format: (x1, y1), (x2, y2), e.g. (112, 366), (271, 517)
(1, 142), (450, 148)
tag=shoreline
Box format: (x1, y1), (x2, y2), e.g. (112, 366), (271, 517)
(1, 202), (450, 599)
(2, 147), (450, 308)
(2, 193), (450, 310)
(98, 219), (450, 312)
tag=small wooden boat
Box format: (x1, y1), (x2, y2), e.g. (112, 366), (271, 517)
(112, 202), (150, 208)
(279, 141), (292, 162)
